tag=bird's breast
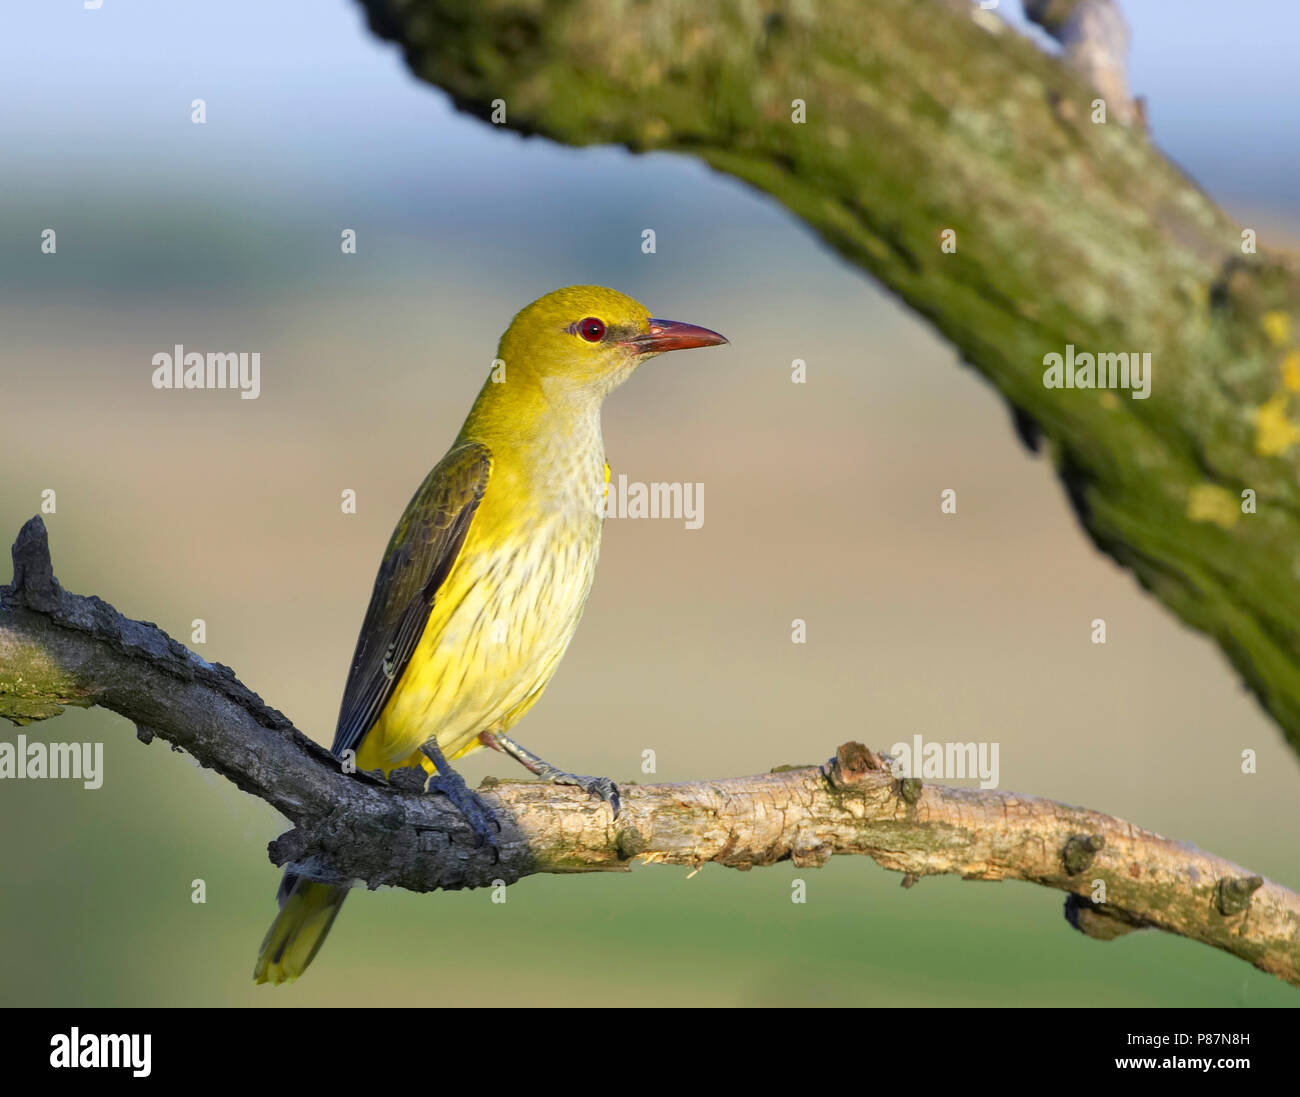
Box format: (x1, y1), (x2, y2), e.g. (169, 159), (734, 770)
(368, 441), (607, 766)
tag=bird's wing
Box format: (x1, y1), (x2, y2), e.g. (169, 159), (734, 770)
(330, 441), (493, 759)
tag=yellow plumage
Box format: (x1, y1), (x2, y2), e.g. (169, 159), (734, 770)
(254, 286), (726, 983)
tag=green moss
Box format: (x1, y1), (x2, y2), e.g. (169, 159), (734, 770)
(0, 640), (90, 726)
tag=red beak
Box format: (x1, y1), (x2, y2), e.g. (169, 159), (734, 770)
(625, 318), (729, 354)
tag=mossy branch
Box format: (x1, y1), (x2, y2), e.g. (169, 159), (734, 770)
(2, 517), (1297, 985)
(356, 0), (1300, 755)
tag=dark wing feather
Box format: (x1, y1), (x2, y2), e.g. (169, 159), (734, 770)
(330, 442), (492, 759)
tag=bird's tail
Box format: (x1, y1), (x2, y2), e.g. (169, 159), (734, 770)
(253, 871), (349, 985)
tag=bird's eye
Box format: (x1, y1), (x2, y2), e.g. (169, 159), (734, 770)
(577, 317), (606, 342)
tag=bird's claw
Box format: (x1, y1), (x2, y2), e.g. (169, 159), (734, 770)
(554, 773), (621, 817)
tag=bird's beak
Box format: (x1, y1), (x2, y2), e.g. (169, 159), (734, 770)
(625, 318), (729, 355)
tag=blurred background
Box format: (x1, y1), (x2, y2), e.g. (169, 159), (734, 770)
(1, 0), (1298, 1006)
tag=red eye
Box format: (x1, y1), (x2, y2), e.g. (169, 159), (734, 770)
(578, 317), (606, 342)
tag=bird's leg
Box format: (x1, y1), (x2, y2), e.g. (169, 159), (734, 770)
(420, 737), (500, 851)
(480, 731), (621, 817)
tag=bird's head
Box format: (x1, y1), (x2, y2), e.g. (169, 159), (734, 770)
(498, 285), (727, 401)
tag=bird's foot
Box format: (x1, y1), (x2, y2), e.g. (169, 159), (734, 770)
(426, 772), (501, 851)
(421, 745), (500, 853)
(479, 731), (621, 817)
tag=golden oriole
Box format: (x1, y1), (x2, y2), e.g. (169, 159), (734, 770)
(254, 285), (726, 983)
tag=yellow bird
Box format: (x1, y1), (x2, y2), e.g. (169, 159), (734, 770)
(254, 285), (727, 983)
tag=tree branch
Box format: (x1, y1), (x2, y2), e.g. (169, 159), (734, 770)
(356, 0), (1300, 757)
(1024, 0), (1138, 125)
(2, 517), (1296, 986)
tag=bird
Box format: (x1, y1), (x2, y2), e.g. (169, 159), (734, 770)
(253, 285), (727, 983)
